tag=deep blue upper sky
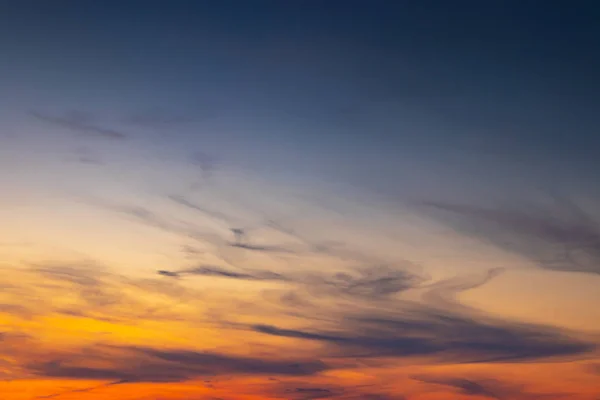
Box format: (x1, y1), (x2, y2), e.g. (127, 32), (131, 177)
(1, 0), (599, 202)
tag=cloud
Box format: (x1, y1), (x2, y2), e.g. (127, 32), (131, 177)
(36, 380), (127, 399)
(251, 305), (594, 363)
(260, 380), (404, 400)
(412, 375), (512, 399)
(158, 269), (181, 277)
(288, 387), (334, 396)
(282, 387), (336, 399)
(30, 110), (127, 139)
(69, 147), (105, 165)
(159, 262), (424, 304)
(32, 263), (126, 309)
(229, 242), (298, 253)
(158, 265), (288, 281)
(28, 345), (329, 383)
(86, 197), (218, 244)
(168, 195), (302, 254)
(411, 375), (568, 399)
(312, 265), (424, 299)
(169, 194), (234, 225)
(0, 262), (200, 326)
(421, 267), (505, 312)
(419, 198), (600, 275)
(189, 151), (220, 187)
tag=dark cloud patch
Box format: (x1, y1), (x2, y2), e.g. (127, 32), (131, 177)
(30, 110), (127, 139)
(158, 265), (287, 281)
(229, 242), (298, 254)
(28, 346), (330, 383)
(412, 375), (511, 399)
(312, 265), (424, 299)
(283, 387), (336, 399)
(341, 394), (405, 400)
(264, 380), (403, 400)
(420, 198), (600, 275)
(158, 270), (180, 278)
(252, 306), (594, 363)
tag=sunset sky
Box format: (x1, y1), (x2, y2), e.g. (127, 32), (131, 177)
(1, 1), (600, 399)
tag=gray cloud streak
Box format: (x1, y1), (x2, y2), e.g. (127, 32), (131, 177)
(28, 345), (330, 383)
(420, 197), (600, 275)
(30, 110), (127, 140)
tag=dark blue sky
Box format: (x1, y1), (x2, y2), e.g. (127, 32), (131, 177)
(1, 0), (599, 201)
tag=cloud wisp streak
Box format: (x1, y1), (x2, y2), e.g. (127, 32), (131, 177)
(36, 380), (128, 399)
(411, 374), (568, 399)
(158, 265), (288, 281)
(251, 308), (594, 363)
(30, 110), (128, 140)
(420, 198), (600, 275)
(28, 345), (329, 383)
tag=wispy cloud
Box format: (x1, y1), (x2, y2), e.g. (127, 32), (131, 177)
(159, 263), (424, 302)
(421, 267), (505, 312)
(249, 268), (594, 363)
(282, 387), (336, 399)
(36, 380), (127, 399)
(412, 374), (568, 399)
(253, 379), (405, 400)
(419, 196), (600, 275)
(0, 262), (200, 326)
(168, 194), (301, 254)
(68, 147), (105, 165)
(251, 309), (593, 363)
(158, 265), (288, 281)
(28, 345), (329, 383)
(30, 110), (128, 140)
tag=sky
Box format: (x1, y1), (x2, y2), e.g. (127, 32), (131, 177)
(1, 1), (600, 399)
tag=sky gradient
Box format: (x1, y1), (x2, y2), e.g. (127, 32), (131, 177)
(1, 1), (600, 399)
